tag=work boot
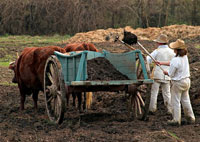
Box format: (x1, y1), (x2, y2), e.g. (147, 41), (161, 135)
(167, 120), (180, 126)
(185, 117), (195, 125)
(149, 111), (156, 115)
(167, 110), (172, 115)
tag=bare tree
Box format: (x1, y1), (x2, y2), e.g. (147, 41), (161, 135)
(0, 0), (200, 35)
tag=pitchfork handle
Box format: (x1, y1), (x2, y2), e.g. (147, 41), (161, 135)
(118, 39), (136, 50)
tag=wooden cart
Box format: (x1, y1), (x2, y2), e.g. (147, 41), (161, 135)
(44, 49), (153, 124)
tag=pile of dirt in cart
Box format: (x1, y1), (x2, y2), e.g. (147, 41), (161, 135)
(87, 57), (129, 80)
(65, 24), (200, 43)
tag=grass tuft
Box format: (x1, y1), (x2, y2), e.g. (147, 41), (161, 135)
(0, 62), (10, 67)
(195, 45), (200, 49)
(167, 131), (183, 142)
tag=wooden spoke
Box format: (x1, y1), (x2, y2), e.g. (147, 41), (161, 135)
(136, 95), (142, 115)
(136, 60), (141, 77)
(55, 97), (61, 117)
(57, 91), (61, 96)
(50, 64), (59, 85)
(137, 92), (145, 107)
(47, 95), (54, 103)
(53, 97), (57, 114)
(47, 73), (54, 84)
(134, 96), (138, 118)
(49, 64), (55, 77)
(50, 64), (56, 83)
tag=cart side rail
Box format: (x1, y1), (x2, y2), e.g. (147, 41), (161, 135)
(54, 51), (104, 84)
(54, 50), (151, 85)
(103, 50), (149, 80)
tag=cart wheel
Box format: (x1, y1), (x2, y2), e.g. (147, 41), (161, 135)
(128, 84), (151, 121)
(136, 57), (152, 121)
(127, 57), (149, 120)
(44, 55), (66, 124)
(127, 85), (146, 120)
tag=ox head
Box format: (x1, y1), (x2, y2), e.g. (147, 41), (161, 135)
(9, 52), (19, 83)
(83, 43), (99, 52)
(9, 61), (15, 70)
(82, 43), (89, 50)
(9, 61), (18, 83)
(8, 52), (19, 83)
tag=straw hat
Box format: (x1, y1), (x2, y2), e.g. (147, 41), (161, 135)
(169, 39), (186, 49)
(153, 34), (168, 43)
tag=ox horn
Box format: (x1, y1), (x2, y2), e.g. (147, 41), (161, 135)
(9, 61), (15, 65)
(9, 61), (15, 70)
(17, 52), (19, 58)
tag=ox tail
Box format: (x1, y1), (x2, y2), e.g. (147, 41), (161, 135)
(86, 92), (93, 109)
(150, 65), (156, 79)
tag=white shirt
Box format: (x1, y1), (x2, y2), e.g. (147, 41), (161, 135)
(168, 55), (190, 81)
(147, 45), (175, 80)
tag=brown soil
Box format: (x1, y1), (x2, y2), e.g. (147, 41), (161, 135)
(87, 57), (129, 80)
(1, 25), (200, 142)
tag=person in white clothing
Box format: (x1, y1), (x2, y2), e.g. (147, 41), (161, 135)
(158, 39), (195, 126)
(147, 34), (175, 114)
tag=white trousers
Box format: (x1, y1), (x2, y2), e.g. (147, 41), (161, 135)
(171, 78), (195, 124)
(149, 80), (172, 113)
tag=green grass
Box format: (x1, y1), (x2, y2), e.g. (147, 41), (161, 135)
(0, 34), (71, 48)
(0, 34), (71, 67)
(0, 61), (10, 67)
(0, 82), (17, 86)
(0, 52), (12, 67)
(167, 131), (182, 141)
(196, 45), (200, 49)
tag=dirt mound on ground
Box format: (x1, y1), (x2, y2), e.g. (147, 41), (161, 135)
(65, 25), (200, 43)
(190, 62), (200, 100)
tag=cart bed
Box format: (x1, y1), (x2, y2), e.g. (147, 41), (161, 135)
(54, 50), (153, 86)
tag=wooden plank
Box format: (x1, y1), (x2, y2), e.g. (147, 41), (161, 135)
(76, 52), (86, 81)
(70, 79), (153, 86)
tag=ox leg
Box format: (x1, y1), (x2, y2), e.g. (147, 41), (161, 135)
(20, 95), (25, 110)
(65, 85), (70, 107)
(83, 92), (86, 110)
(19, 89), (26, 110)
(72, 93), (76, 107)
(66, 93), (69, 107)
(77, 93), (82, 112)
(32, 91), (39, 110)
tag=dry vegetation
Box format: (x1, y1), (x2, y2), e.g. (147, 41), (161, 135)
(66, 24), (200, 43)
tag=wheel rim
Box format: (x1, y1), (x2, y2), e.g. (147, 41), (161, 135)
(44, 56), (66, 124)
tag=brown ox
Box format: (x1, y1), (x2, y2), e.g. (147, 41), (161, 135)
(9, 46), (66, 110)
(64, 42), (99, 52)
(64, 43), (98, 111)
